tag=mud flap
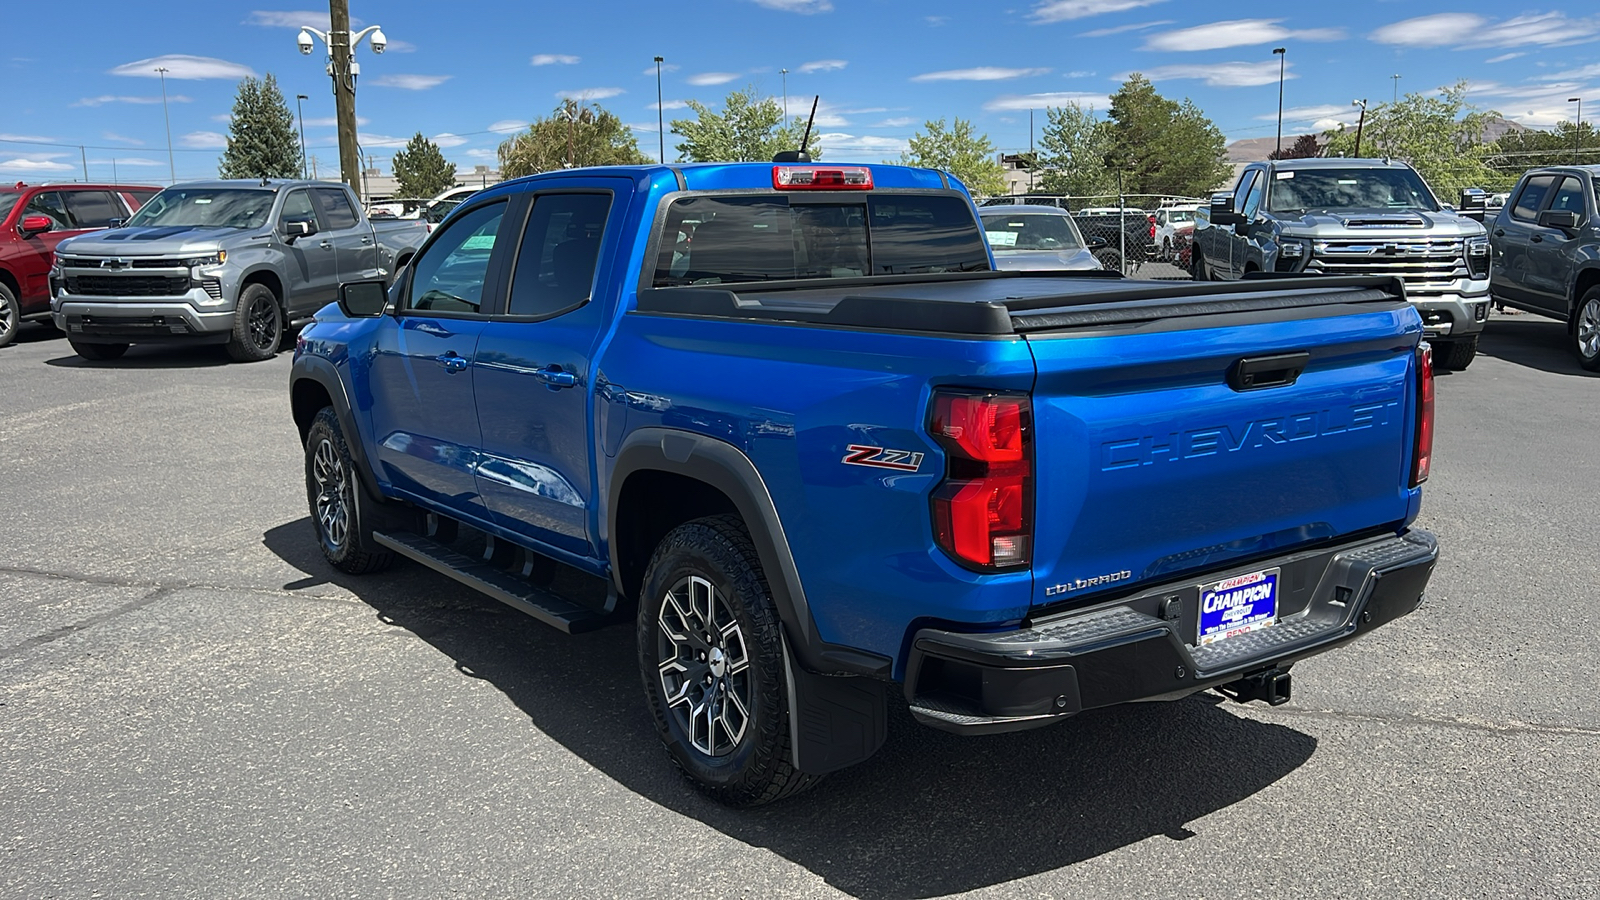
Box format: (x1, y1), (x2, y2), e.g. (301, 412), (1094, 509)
(783, 635), (888, 776)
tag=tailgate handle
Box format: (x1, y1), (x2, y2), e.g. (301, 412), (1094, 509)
(1228, 352), (1310, 391)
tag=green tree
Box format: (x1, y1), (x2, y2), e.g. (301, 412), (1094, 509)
(218, 73), (301, 179)
(1102, 74), (1231, 198)
(497, 99), (652, 178)
(392, 133), (457, 198)
(1489, 121), (1600, 178)
(1037, 103), (1116, 198)
(671, 85), (817, 162)
(1321, 82), (1505, 193)
(900, 118), (1006, 196)
(1269, 133), (1322, 160)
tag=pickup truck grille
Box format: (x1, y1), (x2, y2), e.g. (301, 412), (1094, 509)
(58, 257), (186, 270)
(65, 275), (190, 297)
(1304, 238), (1469, 294)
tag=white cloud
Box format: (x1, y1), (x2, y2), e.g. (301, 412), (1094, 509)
(913, 67), (1050, 82)
(925, 15), (948, 26)
(101, 132), (145, 145)
(465, 148), (497, 160)
(798, 59), (847, 74)
(1078, 19), (1172, 37)
(745, 0), (832, 13)
(984, 91), (1111, 111)
(211, 114), (233, 122)
(384, 39), (417, 53)
(0, 157), (75, 172)
(370, 74), (452, 90)
(531, 54), (580, 66)
(642, 62), (681, 75)
(1134, 61), (1290, 87)
(1548, 63), (1600, 80)
(109, 55), (257, 80)
(1031, 0), (1168, 25)
(649, 99), (689, 110)
(1486, 52), (1527, 64)
(1064, 70), (1095, 78)
(92, 157), (162, 166)
(181, 131), (229, 149)
(1258, 104), (1359, 124)
(0, 133), (55, 143)
(814, 132), (908, 154)
(357, 132), (470, 149)
(302, 116), (370, 127)
(687, 72), (742, 86)
(243, 10), (336, 29)
(1373, 12), (1600, 49)
(557, 87), (626, 100)
(1143, 19), (1344, 52)
(74, 94), (192, 107)
(876, 117), (915, 127)
(430, 133), (468, 148)
(488, 119), (529, 134)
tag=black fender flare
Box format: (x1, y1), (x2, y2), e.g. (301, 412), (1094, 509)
(608, 427), (890, 680)
(290, 354), (383, 502)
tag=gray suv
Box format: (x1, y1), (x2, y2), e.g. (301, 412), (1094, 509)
(1193, 158), (1491, 369)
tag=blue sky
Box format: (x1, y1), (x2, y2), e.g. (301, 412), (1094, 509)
(4, 0), (1599, 183)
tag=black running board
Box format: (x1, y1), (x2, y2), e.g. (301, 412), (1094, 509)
(373, 530), (618, 634)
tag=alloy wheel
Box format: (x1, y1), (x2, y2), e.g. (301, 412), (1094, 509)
(1579, 298), (1600, 361)
(247, 295), (279, 351)
(312, 438), (350, 551)
(656, 574), (751, 757)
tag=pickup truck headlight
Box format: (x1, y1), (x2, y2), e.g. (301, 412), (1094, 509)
(183, 251), (227, 268)
(1465, 236), (1489, 279)
(1279, 239), (1305, 258)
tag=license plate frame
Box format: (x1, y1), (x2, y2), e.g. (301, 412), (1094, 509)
(1197, 567), (1280, 647)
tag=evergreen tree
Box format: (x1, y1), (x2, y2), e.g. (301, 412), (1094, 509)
(671, 86), (818, 162)
(1038, 103), (1117, 198)
(392, 133), (457, 198)
(497, 99), (652, 178)
(900, 118), (1006, 196)
(1103, 75), (1231, 198)
(219, 74), (301, 179)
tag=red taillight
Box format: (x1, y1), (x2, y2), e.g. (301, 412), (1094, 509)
(772, 166), (873, 190)
(1148, 215), (1156, 238)
(930, 391), (1033, 568)
(1411, 342), (1435, 487)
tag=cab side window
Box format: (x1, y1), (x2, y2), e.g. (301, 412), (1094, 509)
(505, 193), (612, 318)
(312, 188), (359, 231)
(1511, 175), (1557, 222)
(405, 201), (508, 315)
(24, 191), (72, 230)
(63, 190), (125, 228)
(277, 190), (318, 232)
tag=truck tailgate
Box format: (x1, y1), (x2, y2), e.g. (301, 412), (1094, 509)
(1024, 299), (1421, 610)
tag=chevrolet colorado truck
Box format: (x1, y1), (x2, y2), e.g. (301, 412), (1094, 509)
(51, 179), (427, 362)
(1486, 165), (1600, 370)
(0, 182), (158, 348)
(290, 160), (1440, 806)
(1193, 158), (1491, 370)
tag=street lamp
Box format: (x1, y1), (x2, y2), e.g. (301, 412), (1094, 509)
(780, 68), (789, 123)
(155, 66), (175, 184)
(1570, 97), (1584, 164)
(1352, 99), (1368, 157)
(654, 56), (665, 163)
(1272, 47), (1286, 156)
(295, 94), (309, 179)
(1391, 74), (1400, 105)
(297, 5), (388, 202)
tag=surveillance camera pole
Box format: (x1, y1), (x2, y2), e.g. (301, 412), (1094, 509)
(300, 1), (386, 202)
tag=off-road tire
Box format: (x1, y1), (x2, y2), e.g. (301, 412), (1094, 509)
(1094, 249), (1124, 273)
(0, 282), (19, 348)
(1435, 336), (1479, 371)
(1572, 287), (1600, 372)
(225, 283), (283, 362)
(305, 407), (397, 575)
(1190, 248), (1208, 281)
(69, 340), (128, 361)
(637, 514), (818, 807)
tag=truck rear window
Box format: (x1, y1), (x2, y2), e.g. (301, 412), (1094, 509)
(652, 194), (988, 287)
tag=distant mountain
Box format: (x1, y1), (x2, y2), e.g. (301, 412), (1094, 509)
(1226, 136), (1316, 163)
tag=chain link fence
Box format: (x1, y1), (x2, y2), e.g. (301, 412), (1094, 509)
(979, 193), (1202, 279)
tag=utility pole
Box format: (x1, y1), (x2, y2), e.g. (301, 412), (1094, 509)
(566, 99), (576, 168)
(80, 146), (88, 182)
(295, 94), (309, 179)
(654, 56), (666, 163)
(1353, 99), (1368, 157)
(1273, 48), (1287, 155)
(156, 66), (175, 184)
(329, 0), (361, 201)
(781, 68), (789, 123)
(1028, 108), (1035, 193)
(1571, 98), (1584, 164)
(1391, 74), (1400, 105)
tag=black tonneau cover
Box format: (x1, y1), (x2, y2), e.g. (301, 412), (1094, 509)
(634, 272), (1409, 336)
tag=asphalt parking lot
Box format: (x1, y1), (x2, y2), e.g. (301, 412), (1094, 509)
(2, 311), (1597, 899)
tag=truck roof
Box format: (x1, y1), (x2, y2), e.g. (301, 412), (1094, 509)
(495, 162), (956, 194)
(1263, 158), (1418, 171)
(161, 179), (342, 191)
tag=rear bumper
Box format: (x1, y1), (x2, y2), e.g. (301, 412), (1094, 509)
(52, 292), (234, 344)
(905, 530), (1437, 734)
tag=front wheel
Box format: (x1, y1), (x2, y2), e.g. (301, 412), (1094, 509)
(1573, 288), (1600, 372)
(637, 515), (817, 807)
(305, 407), (396, 574)
(1093, 249), (1124, 273)
(225, 283), (283, 362)
(1435, 335), (1478, 371)
(0, 282), (18, 348)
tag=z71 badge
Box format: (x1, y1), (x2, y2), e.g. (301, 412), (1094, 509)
(842, 444), (925, 472)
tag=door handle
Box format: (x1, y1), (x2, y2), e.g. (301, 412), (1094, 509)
(1493, 229), (1505, 236)
(360, 236), (373, 245)
(319, 240), (333, 250)
(1530, 234), (1543, 243)
(435, 352), (469, 373)
(533, 365), (577, 389)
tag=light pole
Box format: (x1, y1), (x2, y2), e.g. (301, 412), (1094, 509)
(1273, 47), (1286, 155)
(654, 56), (665, 163)
(1352, 99), (1368, 157)
(1570, 97), (1584, 164)
(780, 68), (789, 123)
(155, 66), (175, 184)
(295, 93), (309, 179)
(1391, 74), (1400, 105)
(298, 2), (388, 202)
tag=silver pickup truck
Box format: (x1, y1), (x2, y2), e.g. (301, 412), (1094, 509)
(50, 179), (427, 362)
(1192, 158), (1491, 370)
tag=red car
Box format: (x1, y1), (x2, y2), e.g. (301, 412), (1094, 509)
(0, 182), (159, 347)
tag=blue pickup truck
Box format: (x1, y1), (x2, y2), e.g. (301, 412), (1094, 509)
(289, 160), (1440, 806)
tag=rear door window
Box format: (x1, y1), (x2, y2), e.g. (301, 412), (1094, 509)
(1511, 175), (1558, 222)
(313, 187), (359, 230)
(506, 193), (613, 318)
(63, 190), (125, 228)
(1547, 177), (1589, 219)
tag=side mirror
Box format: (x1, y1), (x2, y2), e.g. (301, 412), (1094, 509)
(337, 280), (389, 318)
(108, 218), (125, 229)
(19, 215), (53, 236)
(1084, 236), (1108, 251)
(283, 220), (317, 242)
(1537, 209), (1580, 231)
(1457, 188), (1488, 223)
(1208, 192), (1246, 227)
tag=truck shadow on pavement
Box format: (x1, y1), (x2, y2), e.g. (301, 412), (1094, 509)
(264, 519), (1317, 900)
(1476, 315), (1597, 377)
(43, 344), (236, 369)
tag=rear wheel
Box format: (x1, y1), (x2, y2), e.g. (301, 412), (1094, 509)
(1093, 249), (1124, 273)
(1573, 288), (1600, 372)
(0, 282), (19, 348)
(69, 340), (128, 361)
(1435, 336), (1478, 371)
(637, 514), (817, 807)
(225, 283), (283, 362)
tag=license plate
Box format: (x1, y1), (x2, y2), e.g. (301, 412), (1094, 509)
(1197, 568), (1279, 646)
